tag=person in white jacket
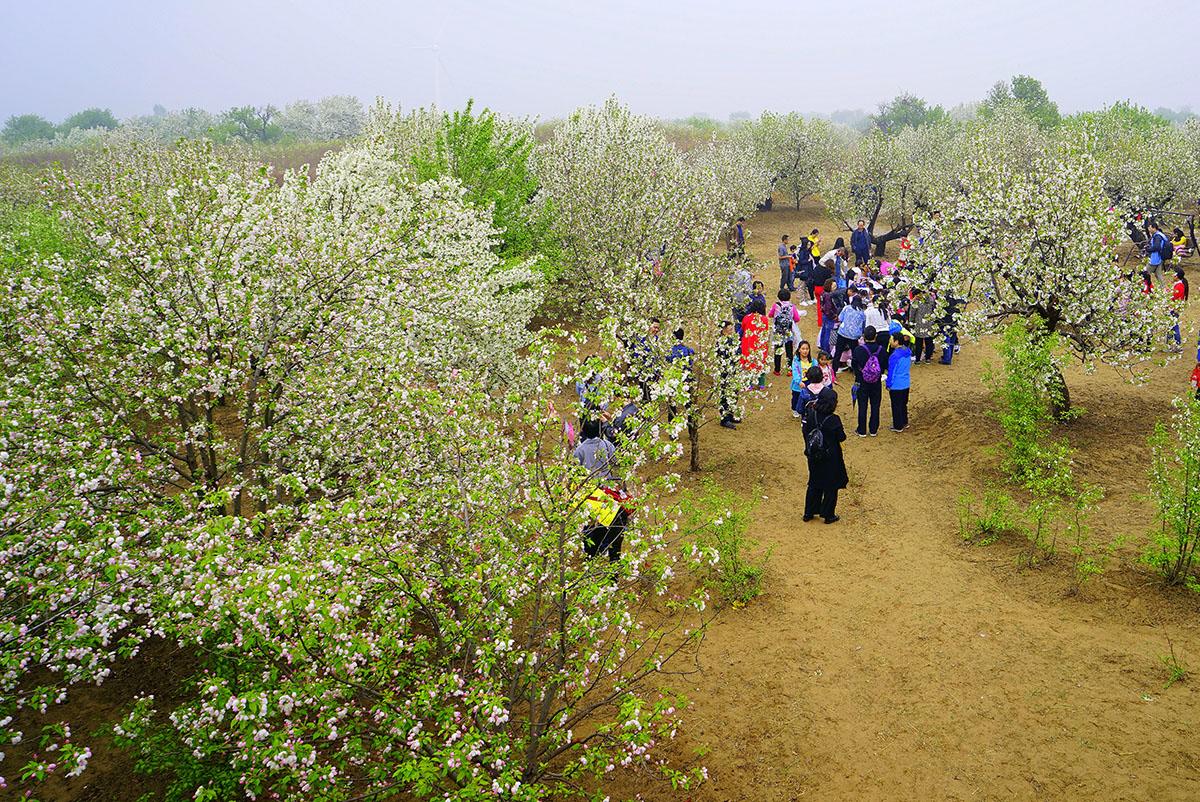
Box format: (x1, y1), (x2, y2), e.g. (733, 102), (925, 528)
(863, 294), (891, 339)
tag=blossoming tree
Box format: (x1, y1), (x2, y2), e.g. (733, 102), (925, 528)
(912, 131), (1174, 413)
(733, 112), (841, 210)
(535, 99), (771, 470)
(820, 123), (956, 256)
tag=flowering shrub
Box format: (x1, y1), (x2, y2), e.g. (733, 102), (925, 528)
(102, 343), (714, 800)
(1145, 396), (1200, 591)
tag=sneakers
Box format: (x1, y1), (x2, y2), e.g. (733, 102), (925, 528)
(802, 514), (815, 522)
(889, 427), (903, 433)
(857, 432), (867, 437)
(869, 431), (877, 437)
(792, 411), (801, 418)
(824, 515), (840, 525)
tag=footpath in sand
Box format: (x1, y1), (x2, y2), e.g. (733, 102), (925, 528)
(645, 207), (1200, 801)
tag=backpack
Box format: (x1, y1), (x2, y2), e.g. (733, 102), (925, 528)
(804, 413), (829, 461)
(861, 345), (882, 384)
(773, 303), (794, 337)
(794, 258), (813, 285)
(1155, 233), (1174, 262)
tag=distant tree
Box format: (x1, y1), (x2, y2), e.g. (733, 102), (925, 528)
(1067, 101), (1169, 133)
(735, 112), (839, 208)
(948, 102), (981, 122)
(1066, 102), (1200, 222)
(278, 96), (365, 141)
(829, 108), (871, 131)
(2, 114), (55, 145)
(167, 107), (217, 140)
(871, 93), (949, 135)
(1153, 106), (1198, 124)
(58, 107), (119, 134)
(213, 105), (283, 143)
(982, 74), (1061, 128)
(152, 103), (168, 117)
(822, 124), (956, 255)
(729, 111), (752, 122)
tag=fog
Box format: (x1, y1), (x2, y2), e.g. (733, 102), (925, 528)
(1, 0), (1195, 122)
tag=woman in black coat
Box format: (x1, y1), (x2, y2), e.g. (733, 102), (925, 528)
(801, 386), (848, 524)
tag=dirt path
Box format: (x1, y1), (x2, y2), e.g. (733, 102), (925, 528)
(639, 206), (1200, 801)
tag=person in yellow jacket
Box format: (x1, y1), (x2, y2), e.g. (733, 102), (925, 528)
(578, 483), (630, 562)
(806, 228), (821, 259)
(1171, 227), (1193, 258)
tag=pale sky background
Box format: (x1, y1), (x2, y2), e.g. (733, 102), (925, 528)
(1, 0), (1196, 123)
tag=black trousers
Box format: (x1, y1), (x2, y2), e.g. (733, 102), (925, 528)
(856, 381), (882, 435)
(804, 485), (839, 520)
(773, 339), (795, 373)
(832, 335), (857, 373)
(720, 390), (737, 422)
(889, 387), (909, 430)
(583, 509), (628, 562)
(914, 336), (935, 362)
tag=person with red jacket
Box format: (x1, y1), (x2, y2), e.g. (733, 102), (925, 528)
(740, 297), (770, 390)
(1170, 268), (1188, 352)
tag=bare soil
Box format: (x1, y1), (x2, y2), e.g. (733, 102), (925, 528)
(621, 203), (1200, 801)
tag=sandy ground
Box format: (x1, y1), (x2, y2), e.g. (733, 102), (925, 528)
(624, 203), (1200, 801)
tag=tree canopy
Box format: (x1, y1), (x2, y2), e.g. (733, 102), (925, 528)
(2, 113), (55, 144)
(58, 107), (119, 133)
(871, 93), (949, 135)
(982, 74), (1062, 128)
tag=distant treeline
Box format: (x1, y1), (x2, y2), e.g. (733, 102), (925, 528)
(4, 75), (1198, 158)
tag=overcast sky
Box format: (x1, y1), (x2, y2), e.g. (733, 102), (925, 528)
(2, 0), (1195, 123)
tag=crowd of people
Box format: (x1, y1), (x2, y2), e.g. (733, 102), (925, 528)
(569, 216), (1196, 558)
(720, 226), (964, 522)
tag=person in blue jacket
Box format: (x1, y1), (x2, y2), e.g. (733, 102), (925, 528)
(886, 333), (913, 432)
(1146, 220), (1172, 285)
(850, 219), (872, 267)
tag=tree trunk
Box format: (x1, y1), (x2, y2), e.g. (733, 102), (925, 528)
(688, 418), (700, 472)
(1047, 366), (1071, 420)
(871, 225), (910, 257)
